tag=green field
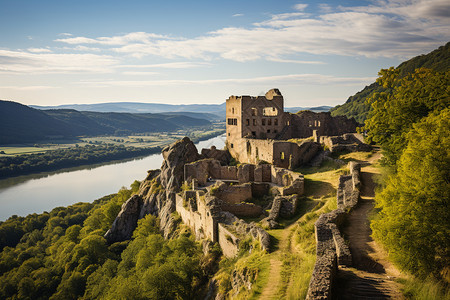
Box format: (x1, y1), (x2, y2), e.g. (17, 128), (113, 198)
(0, 124), (225, 157)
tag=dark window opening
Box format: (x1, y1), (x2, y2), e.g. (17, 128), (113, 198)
(275, 119), (278, 126)
(230, 143), (234, 148)
(267, 129), (270, 133)
(252, 131), (256, 136)
(228, 132), (230, 136)
(268, 119), (272, 126)
(253, 119), (256, 126)
(262, 119), (266, 125)
(274, 130), (278, 133)
(251, 108), (257, 116)
(246, 119), (250, 126)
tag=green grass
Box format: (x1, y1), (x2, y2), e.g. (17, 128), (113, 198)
(0, 146), (55, 156)
(399, 276), (450, 300)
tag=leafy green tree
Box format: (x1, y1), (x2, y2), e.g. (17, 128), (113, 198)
(366, 68), (449, 167)
(371, 108), (450, 278)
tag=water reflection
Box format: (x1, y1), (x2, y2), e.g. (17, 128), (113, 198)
(0, 135), (225, 221)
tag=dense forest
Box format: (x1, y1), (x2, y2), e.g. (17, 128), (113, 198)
(331, 42), (450, 123)
(0, 100), (211, 144)
(366, 67), (449, 284)
(0, 144), (161, 179)
(0, 182), (220, 299)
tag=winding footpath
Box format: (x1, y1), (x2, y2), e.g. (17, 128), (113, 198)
(334, 152), (404, 299)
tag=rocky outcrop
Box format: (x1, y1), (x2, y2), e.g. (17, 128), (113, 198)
(104, 195), (143, 243)
(160, 137), (200, 192)
(105, 137), (200, 243)
(306, 162), (361, 300)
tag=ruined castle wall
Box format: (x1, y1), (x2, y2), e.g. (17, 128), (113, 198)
(306, 162), (361, 300)
(215, 183), (252, 204)
(218, 224), (240, 257)
(289, 111), (358, 139)
(251, 182), (270, 198)
(219, 165), (238, 181)
(175, 193), (216, 242)
(221, 203), (263, 218)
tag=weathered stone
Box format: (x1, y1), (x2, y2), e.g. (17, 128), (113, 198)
(104, 195), (142, 243)
(160, 137), (200, 192)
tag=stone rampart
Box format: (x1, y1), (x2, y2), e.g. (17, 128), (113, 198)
(306, 162), (361, 300)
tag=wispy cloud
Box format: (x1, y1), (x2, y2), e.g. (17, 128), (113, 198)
(122, 71), (159, 76)
(27, 48), (52, 53)
(0, 85), (58, 90)
(116, 62), (212, 69)
(293, 4), (308, 11)
(232, 13), (244, 17)
(54, 1), (449, 62)
(79, 73), (375, 88)
(0, 49), (118, 73)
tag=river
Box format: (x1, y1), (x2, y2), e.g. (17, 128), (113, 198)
(0, 135), (226, 221)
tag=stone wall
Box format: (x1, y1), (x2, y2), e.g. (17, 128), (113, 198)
(288, 111), (358, 139)
(221, 203), (263, 218)
(210, 181), (252, 205)
(218, 224), (240, 257)
(184, 159), (304, 198)
(306, 162), (361, 300)
(320, 133), (371, 153)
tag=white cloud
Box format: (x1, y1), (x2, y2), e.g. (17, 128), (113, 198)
(52, 1), (449, 62)
(267, 58), (326, 64)
(0, 49), (118, 73)
(122, 71), (159, 76)
(59, 33), (73, 36)
(79, 73), (375, 88)
(56, 32), (171, 46)
(27, 48), (52, 53)
(293, 4), (308, 11)
(232, 13), (244, 17)
(116, 62), (212, 69)
(0, 85), (58, 90)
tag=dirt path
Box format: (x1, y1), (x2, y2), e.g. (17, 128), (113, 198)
(334, 154), (404, 299)
(259, 223), (295, 299)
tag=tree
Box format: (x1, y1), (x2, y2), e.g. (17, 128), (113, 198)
(366, 68), (449, 167)
(371, 108), (450, 278)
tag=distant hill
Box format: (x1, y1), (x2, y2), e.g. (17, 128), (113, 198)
(331, 42), (450, 123)
(0, 100), (211, 145)
(285, 106), (332, 113)
(31, 101), (331, 117)
(31, 102), (227, 119)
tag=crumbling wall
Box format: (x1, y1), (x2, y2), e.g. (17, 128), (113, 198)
(210, 181), (252, 204)
(289, 111), (358, 139)
(306, 162), (361, 300)
(218, 224), (240, 257)
(320, 133), (371, 153)
(220, 203), (263, 218)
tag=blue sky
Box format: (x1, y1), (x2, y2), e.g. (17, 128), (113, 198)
(0, 0), (448, 107)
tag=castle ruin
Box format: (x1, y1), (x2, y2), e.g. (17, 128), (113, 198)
(226, 89), (359, 168)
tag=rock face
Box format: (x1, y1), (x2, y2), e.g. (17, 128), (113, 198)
(160, 137), (200, 192)
(105, 137), (199, 244)
(104, 195), (143, 243)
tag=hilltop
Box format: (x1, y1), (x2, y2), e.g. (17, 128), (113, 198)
(331, 42), (450, 123)
(0, 100), (211, 144)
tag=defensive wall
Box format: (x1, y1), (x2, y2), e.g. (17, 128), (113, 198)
(306, 161), (361, 300)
